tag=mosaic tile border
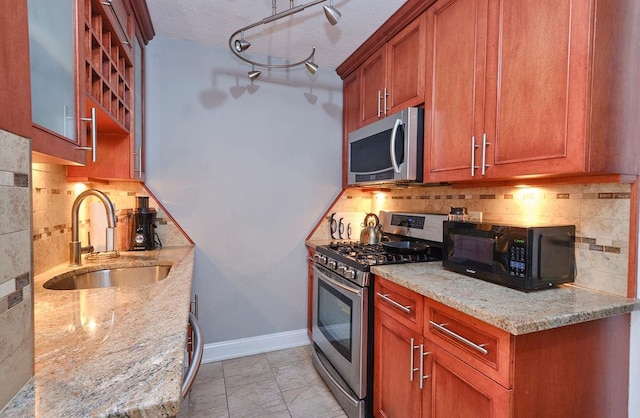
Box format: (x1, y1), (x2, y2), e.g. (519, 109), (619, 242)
(0, 170), (29, 187)
(0, 272), (30, 314)
(389, 192), (633, 201)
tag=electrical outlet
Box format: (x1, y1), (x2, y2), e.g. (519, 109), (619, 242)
(467, 211), (483, 222)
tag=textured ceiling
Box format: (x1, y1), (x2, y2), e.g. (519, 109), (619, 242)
(145, 0), (407, 70)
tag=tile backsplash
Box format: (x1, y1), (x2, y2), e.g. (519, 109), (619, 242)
(31, 163), (191, 275)
(0, 130), (33, 409)
(311, 182), (632, 297)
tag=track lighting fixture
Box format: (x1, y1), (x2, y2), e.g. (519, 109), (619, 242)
(304, 61), (318, 75)
(229, 0), (342, 80)
(248, 67), (261, 81)
(323, 1), (341, 25)
(234, 37), (251, 53)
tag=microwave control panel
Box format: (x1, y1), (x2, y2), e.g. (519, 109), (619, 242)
(508, 237), (527, 278)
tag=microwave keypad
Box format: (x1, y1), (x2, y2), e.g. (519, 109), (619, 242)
(509, 244), (526, 277)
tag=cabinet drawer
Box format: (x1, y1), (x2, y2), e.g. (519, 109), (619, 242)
(374, 277), (423, 333)
(424, 299), (513, 388)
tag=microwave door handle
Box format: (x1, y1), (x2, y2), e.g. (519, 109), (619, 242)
(390, 118), (403, 173)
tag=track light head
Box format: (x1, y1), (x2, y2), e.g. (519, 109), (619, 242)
(323, 4), (341, 25)
(234, 38), (251, 52)
(304, 61), (318, 75)
(248, 69), (261, 81)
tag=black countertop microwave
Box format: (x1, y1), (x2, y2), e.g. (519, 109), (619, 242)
(347, 107), (423, 187)
(442, 221), (576, 290)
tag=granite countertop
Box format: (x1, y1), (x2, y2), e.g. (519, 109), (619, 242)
(1, 246), (195, 418)
(371, 263), (640, 335)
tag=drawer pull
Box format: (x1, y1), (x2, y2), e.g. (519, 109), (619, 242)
(377, 292), (411, 313)
(409, 338), (420, 382)
(419, 344), (430, 390)
(429, 320), (489, 355)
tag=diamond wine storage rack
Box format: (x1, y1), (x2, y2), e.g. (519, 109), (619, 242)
(83, 0), (132, 133)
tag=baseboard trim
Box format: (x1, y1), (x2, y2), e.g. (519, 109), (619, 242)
(201, 329), (310, 363)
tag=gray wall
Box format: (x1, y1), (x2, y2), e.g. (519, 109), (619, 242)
(144, 36), (343, 344)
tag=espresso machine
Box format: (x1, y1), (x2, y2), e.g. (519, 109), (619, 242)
(131, 196), (157, 250)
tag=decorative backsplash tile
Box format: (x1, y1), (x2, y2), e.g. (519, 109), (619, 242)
(31, 163), (192, 275)
(311, 182), (632, 297)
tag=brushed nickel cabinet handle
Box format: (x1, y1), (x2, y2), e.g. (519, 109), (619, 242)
(470, 135), (478, 177)
(182, 312), (203, 398)
(383, 87), (389, 115)
(377, 292), (411, 313)
(429, 320), (488, 355)
(77, 107), (97, 162)
(481, 132), (490, 176)
(409, 337), (420, 382)
(419, 344), (430, 389)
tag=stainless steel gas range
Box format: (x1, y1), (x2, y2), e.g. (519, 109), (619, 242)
(310, 211), (447, 418)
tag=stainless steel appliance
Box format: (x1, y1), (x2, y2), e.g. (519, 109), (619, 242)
(443, 221), (576, 290)
(347, 107), (424, 187)
(311, 212), (446, 418)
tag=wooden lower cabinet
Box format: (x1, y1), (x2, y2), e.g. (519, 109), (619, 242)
(423, 340), (511, 418)
(374, 310), (422, 418)
(306, 246), (315, 339)
(373, 277), (631, 418)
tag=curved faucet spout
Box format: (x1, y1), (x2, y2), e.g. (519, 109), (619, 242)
(70, 189), (117, 266)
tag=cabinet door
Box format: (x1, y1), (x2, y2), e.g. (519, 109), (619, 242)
(306, 247), (315, 340)
(28, 0), (87, 164)
(361, 49), (387, 126)
(423, 340), (511, 418)
(374, 310), (423, 418)
(485, 0), (591, 178)
(1, 0), (31, 138)
(423, 0), (490, 182)
(132, 31), (145, 180)
(342, 71), (360, 187)
(386, 14), (426, 114)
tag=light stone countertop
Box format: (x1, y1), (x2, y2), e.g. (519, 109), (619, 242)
(371, 263), (640, 335)
(1, 246), (195, 418)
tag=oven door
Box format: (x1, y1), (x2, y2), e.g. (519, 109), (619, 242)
(312, 263), (367, 399)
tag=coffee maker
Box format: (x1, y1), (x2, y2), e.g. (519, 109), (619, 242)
(131, 196), (157, 250)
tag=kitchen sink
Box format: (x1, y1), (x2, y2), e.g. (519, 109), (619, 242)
(43, 265), (171, 290)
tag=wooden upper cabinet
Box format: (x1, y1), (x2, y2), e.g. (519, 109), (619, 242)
(67, 0), (154, 181)
(342, 71), (360, 186)
(424, 0), (489, 182)
(360, 49), (387, 126)
(360, 14), (427, 127)
(386, 15), (426, 114)
(485, 0), (590, 179)
(28, 0), (87, 164)
(1, 0), (32, 139)
(425, 0), (640, 183)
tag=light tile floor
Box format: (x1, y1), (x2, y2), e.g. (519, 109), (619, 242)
(178, 345), (347, 418)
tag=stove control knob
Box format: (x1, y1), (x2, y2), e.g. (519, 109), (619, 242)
(315, 254), (327, 265)
(337, 265), (346, 275)
(344, 269), (356, 280)
(328, 260), (337, 270)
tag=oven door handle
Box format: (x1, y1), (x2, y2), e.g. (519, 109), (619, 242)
(317, 271), (362, 296)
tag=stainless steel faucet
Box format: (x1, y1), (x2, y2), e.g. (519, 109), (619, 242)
(69, 189), (117, 266)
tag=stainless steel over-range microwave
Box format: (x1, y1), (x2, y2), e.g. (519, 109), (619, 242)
(347, 107), (423, 187)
